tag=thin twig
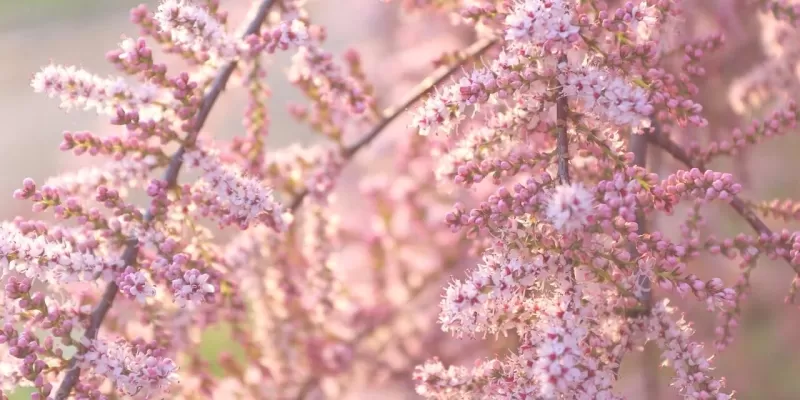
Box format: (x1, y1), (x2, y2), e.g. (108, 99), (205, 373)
(555, 55), (571, 185)
(287, 37), (497, 211)
(53, 1), (279, 398)
(631, 124), (659, 400)
(554, 55), (579, 285)
(647, 129), (800, 275)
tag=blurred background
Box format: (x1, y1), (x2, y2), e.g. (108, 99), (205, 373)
(2, 0), (800, 399)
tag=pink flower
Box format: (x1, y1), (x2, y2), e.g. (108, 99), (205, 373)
(11, 0), (799, 398)
(170, 268), (215, 307)
(78, 338), (179, 398)
(118, 269), (157, 304)
(31, 65), (165, 116)
(155, 0), (240, 59)
(647, 300), (733, 399)
(545, 182), (595, 232)
(184, 148), (288, 231)
(505, 0), (580, 49)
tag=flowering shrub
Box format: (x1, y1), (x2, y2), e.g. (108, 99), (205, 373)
(2, 0), (800, 399)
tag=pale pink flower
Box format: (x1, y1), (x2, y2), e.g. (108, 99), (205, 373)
(647, 300), (733, 399)
(0, 222), (120, 284)
(184, 148), (287, 231)
(545, 182), (595, 232)
(118, 270), (158, 304)
(170, 268), (215, 307)
(31, 65), (165, 116)
(78, 338), (179, 398)
(505, 0), (580, 49)
(558, 65), (654, 128)
(155, 0), (240, 59)
(410, 85), (465, 136)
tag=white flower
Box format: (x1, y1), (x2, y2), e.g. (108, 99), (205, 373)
(545, 183), (595, 232)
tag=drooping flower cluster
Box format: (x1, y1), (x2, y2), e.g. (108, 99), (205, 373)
(647, 300), (732, 399)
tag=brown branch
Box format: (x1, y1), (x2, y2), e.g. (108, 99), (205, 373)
(632, 124), (659, 400)
(287, 38), (497, 211)
(53, 1), (279, 398)
(555, 55), (571, 185)
(647, 129), (800, 275)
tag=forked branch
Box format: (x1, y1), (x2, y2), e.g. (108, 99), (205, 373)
(53, 1), (280, 398)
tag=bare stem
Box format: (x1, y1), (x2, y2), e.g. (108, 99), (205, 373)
(647, 129), (800, 275)
(555, 55), (571, 185)
(287, 38), (497, 211)
(631, 123), (659, 400)
(53, 1), (279, 398)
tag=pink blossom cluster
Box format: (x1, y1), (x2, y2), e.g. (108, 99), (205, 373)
(183, 147), (287, 231)
(3, 0), (800, 399)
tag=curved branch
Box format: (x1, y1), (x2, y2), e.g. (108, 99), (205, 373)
(287, 38), (498, 211)
(647, 129), (800, 275)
